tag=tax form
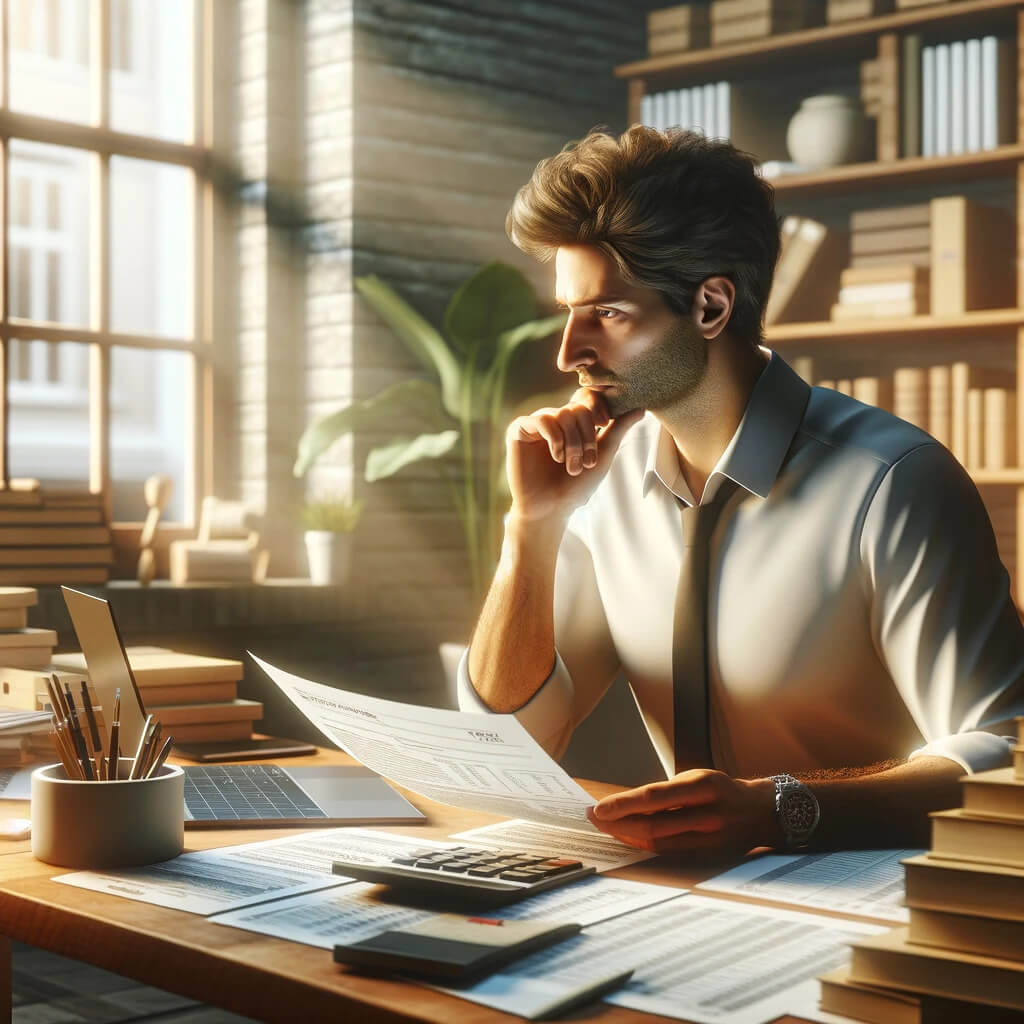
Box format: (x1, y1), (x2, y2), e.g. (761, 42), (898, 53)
(252, 655), (600, 830)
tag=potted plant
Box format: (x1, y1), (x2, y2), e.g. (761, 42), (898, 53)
(293, 261), (566, 601)
(300, 497), (363, 585)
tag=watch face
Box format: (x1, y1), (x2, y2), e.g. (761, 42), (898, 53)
(780, 789), (819, 838)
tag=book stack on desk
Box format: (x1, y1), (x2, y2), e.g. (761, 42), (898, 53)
(0, 587), (57, 669)
(51, 646), (262, 745)
(821, 716), (1024, 1020)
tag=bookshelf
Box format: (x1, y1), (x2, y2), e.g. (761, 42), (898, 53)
(617, 0), (1024, 604)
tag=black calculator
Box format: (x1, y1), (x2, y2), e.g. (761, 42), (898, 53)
(332, 844), (596, 906)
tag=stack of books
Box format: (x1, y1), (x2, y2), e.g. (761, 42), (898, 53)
(823, 717), (1024, 1019)
(646, 4), (709, 55)
(848, 203), (931, 273)
(827, 0), (892, 24)
(0, 486), (111, 585)
(765, 215), (847, 325)
(949, 363), (1017, 471)
(0, 707), (54, 767)
(709, 0), (821, 46)
(0, 587), (56, 669)
(831, 265), (929, 322)
(913, 35), (1015, 157)
(51, 646), (263, 745)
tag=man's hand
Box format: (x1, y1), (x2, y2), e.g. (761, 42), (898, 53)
(506, 388), (644, 523)
(586, 770), (778, 859)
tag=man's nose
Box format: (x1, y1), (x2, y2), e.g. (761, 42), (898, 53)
(556, 313), (597, 374)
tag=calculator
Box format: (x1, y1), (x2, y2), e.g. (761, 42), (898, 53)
(332, 844), (596, 906)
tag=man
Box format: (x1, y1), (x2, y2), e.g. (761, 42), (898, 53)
(457, 126), (1024, 857)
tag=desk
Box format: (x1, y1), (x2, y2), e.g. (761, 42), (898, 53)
(0, 750), (821, 1024)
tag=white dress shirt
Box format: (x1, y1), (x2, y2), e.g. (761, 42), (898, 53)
(459, 351), (1024, 779)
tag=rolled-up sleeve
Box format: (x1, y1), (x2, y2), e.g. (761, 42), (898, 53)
(457, 508), (621, 760)
(862, 442), (1024, 773)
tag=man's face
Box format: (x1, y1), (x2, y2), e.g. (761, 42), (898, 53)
(554, 244), (707, 418)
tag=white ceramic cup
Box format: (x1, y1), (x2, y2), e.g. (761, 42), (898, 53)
(31, 759), (184, 868)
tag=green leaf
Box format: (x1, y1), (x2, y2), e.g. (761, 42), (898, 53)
(479, 313), (567, 413)
(444, 262), (537, 366)
(364, 430), (460, 482)
(355, 276), (463, 417)
(293, 379), (451, 477)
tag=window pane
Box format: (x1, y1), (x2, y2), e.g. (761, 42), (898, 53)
(8, 141), (92, 328)
(9, 0), (91, 124)
(111, 158), (192, 338)
(9, 339), (90, 486)
(110, 0), (193, 143)
(110, 347), (190, 523)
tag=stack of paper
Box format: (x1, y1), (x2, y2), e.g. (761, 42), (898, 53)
(0, 707), (53, 767)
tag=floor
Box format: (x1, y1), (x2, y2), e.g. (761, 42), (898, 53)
(12, 943), (257, 1024)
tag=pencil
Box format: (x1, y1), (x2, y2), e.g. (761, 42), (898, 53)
(129, 714), (155, 780)
(107, 719), (120, 781)
(144, 735), (174, 780)
(50, 673), (70, 720)
(79, 681), (102, 753)
(69, 710), (95, 781)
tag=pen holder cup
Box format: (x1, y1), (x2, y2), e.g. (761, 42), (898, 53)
(31, 760), (184, 869)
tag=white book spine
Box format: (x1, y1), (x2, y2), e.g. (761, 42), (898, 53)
(665, 88), (680, 130)
(981, 35), (997, 148)
(678, 88), (691, 130)
(935, 44), (950, 156)
(691, 85), (706, 135)
(950, 40), (965, 154)
(922, 46), (935, 157)
(640, 93), (654, 128)
(716, 81), (730, 139)
(653, 91), (667, 132)
(965, 38), (982, 152)
(703, 83), (717, 138)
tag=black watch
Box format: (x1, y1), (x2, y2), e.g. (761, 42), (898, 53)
(771, 774), (820, 849)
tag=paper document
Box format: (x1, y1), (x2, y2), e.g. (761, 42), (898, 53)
(697, 848), (922, 923)
(0, 767), (33, 800)
(451, 819), (651, 871)
(212, 874), (681, 950)
(55, 829), (456, 916)
(448, 893), (886, 1024)
(252, 655), (598, 830)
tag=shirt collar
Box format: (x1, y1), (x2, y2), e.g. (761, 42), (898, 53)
(642, 349), (810, 503)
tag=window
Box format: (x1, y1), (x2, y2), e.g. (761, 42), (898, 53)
(0, 0), (214, 526)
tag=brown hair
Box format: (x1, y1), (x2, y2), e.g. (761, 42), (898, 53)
(506, 126), (780, 344)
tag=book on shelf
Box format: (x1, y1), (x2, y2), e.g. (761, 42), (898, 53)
(928, 364), (951, 448)
(980, 35), (1015, 150)
(647, 4), (710, 54)
(965, 37), (981, 153)
(852, 250), (931, 269)
(145, 698), (263, 728)
(851, 225), (931, 257)
(922, 44), (935, 157)
(765, 216), (846, 324)
(902, 33), (922, 157)
(950, 363), (1014, 467)
(818, 964), (1007, 1024)
(840, 263), (927, 286)
(950, 40), (966, 155)
(51, 647), (245, 687)
(849, 204), (930, 234)
(0, 507), (104, 525)
(860, 56), (881, 120)
(834, 379), (854, 396)
(848, 926), (1024, 1012)
(852, 376), (893, 410)
(0, 526), (110, 546)
(960, 765), (1024, 820)
(931, 196), (1015, 315)
(907, 905), (1024, 964)
(827, 0), (894, 23)
(930, 807), (1024, 869)
(935, 43), (949, 156)
(903, 852), (1024, 922)
(830, 298), (925, 320)
(983, 388), (1016, 471)
(893, 367), (928, 430)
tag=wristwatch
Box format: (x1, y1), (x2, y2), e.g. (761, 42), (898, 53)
(771, 774), (820, 849)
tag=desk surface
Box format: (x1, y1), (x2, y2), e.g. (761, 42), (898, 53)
(0, 750), (827, 1024)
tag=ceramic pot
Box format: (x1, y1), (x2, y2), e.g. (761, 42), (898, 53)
(786, 94), (870, 169)
(304, 529), (352, 585)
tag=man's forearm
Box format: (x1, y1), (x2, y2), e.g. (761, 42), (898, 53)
(467, 513), (568, 712)
(801, 756), (965, 849)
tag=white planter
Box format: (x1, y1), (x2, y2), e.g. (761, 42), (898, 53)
(304, 530), (352, 586)
(786, 94), (870, 170)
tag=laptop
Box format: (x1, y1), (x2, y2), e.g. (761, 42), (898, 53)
(59, 588), (425, 829)
(182, 763), (425, 828)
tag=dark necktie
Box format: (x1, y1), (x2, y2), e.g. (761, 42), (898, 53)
(672, 479), (739, 774)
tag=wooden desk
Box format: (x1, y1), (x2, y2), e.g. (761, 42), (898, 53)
(0, 751), (815, 1024)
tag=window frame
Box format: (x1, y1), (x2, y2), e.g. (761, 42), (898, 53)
(0, 0), (218, 529)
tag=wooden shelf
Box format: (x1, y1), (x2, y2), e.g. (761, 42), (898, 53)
(766, 145), (1024, 198)
(971, 469), (1024, 485)
(615, 0), (1021, 80)
(767, 309), (1024, 345)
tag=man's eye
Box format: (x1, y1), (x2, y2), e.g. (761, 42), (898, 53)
(595, 308), (619, 320)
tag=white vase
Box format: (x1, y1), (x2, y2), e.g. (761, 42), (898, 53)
(786, 94), (870, 170)
(304, 530), (352, 585)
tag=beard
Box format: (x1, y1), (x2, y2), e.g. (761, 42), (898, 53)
(579, 319), (708, 418)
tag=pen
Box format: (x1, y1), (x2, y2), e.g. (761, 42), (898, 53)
(129, 714), (155, 780)
(79, 681), (102, 753)
(69, 710), (95, 781)
(50, 674), (70, 720)
(107, 717), (120, 781)
(141, 722), (162, 777)
(144, 735), (174, 779)
(532, 968), (635, 1020)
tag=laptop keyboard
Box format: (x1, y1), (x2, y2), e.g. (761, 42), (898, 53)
(183, 764), (328, 821)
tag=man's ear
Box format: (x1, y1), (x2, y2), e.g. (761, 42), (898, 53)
(692, 276), (734, 340)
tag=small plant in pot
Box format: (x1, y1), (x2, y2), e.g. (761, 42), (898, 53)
(300, 498), (363, 585)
